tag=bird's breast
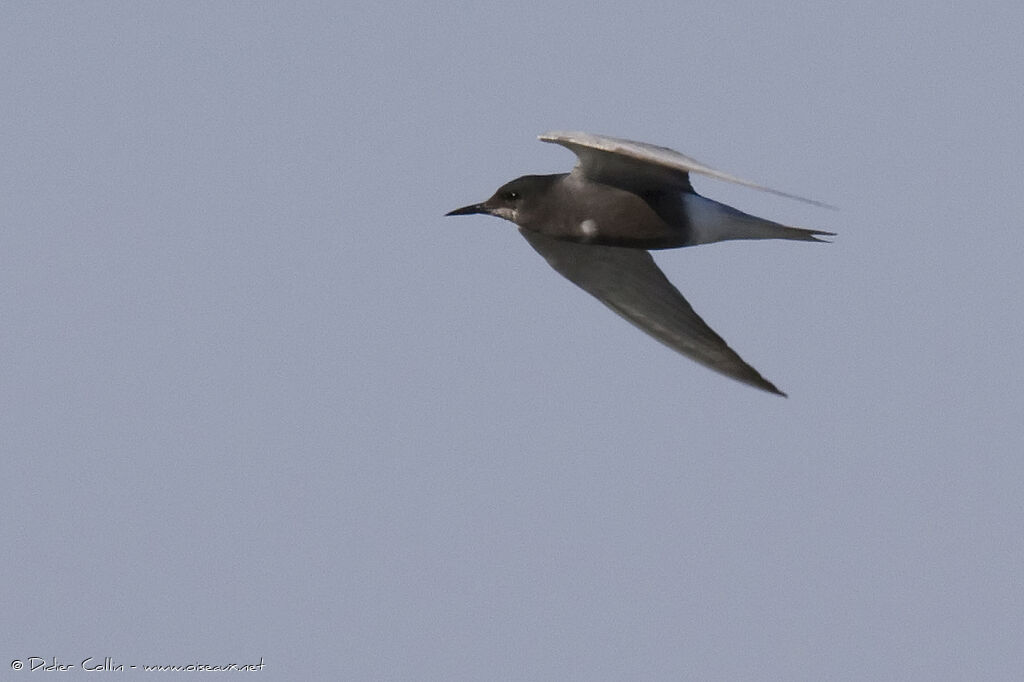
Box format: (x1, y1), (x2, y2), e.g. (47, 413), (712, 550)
(537, 179), (687, 248)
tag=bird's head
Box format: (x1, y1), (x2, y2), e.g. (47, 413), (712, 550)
(445, 175), (558, 228)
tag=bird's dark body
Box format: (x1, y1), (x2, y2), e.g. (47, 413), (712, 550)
(446, 131), (833, 395)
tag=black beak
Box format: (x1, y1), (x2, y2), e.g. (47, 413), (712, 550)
(445, 203), (488, 216)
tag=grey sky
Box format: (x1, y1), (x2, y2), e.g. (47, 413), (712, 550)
(2, 2), (1022, 679)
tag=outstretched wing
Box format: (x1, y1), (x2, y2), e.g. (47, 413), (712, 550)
(520, 228), (786, 396)
(540, 130), (833, 209)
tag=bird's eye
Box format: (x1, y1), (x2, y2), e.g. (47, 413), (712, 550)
(502, 190), (520, 201)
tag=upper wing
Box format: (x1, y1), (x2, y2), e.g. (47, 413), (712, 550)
(540, 131), (834, 209)
(519, 228), (786, 396)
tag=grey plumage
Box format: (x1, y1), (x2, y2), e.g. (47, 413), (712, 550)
(447, 131), (833, 395)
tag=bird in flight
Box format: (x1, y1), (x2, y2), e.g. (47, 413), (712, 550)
(446, 131), (833, 396)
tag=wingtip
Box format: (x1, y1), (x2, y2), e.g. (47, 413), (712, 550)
(740, 376), (787, 396)
(806, 199), (840, 211)
(760, 380), (788, 397)
(743, 366), (786, 396)
(764, 190), (839, 210)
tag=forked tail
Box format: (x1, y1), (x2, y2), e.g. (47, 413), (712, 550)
(682, 194), (835, 245)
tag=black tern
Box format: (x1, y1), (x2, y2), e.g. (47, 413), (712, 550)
(447, 131), (833, 396)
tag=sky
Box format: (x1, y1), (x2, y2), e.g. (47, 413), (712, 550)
(2, 2), (1022, 680)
